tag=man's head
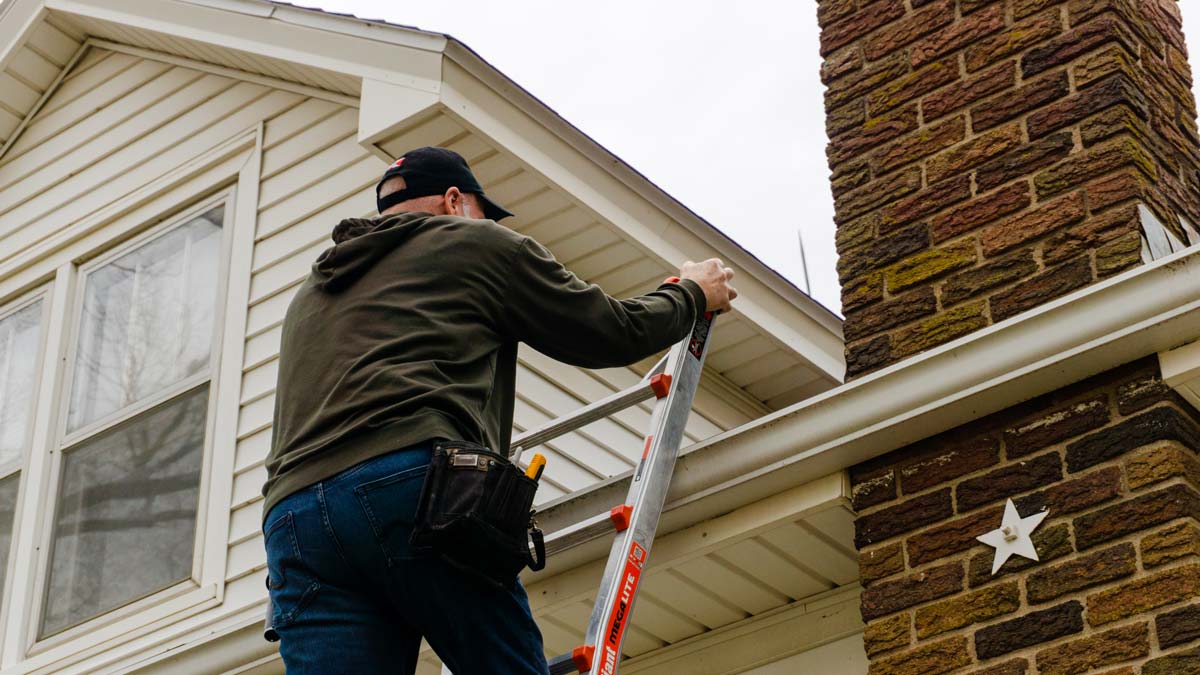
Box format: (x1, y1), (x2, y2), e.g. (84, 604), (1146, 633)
(375, 147), (513, 221)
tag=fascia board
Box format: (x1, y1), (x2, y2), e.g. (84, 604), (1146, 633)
(0, 0), (46, 73)
(438, 49), (846, 383)
(440, 41), (845, 338)
(44, 0), (445, 92)
(536, 245), (1200, 561)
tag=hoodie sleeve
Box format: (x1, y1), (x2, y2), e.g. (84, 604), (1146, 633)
(498, 236), (707, 369)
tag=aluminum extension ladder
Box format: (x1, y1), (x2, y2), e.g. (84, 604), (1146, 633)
(442, 310), (717, 675)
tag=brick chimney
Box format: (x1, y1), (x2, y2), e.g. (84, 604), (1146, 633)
(821, 0), (1200, 378)
(820, 3), (1200, 674)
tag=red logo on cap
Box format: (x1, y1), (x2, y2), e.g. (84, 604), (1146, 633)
(391, 157), (405, 168)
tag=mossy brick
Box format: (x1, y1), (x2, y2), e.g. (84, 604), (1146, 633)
(906, 501), (1003, 567)
(856, 487), (952, 548)
(979, 191), (1087, 257)
(911, 3), (1006, 67)
(828, 100), (868, 138)
(931, 182), (1030, 243)
(1025, 543), (1137, 605)
(1142, 647), (1200, 675)
(975, 601), (1084, 660)
(990, 256), (1091, 322)
(844, 286), (938, 343)
(1142, 522), (1200, 569)
(955, 452), (1063, 512)
(1157, 603), (1200, 649)
(867, 58), (959, 117)
(969, 522), (1073, 587)
(972, 71), (1070, 132)
(1072, 45), (1136, 89)
(865, 613), (912, 657)
(884, 240), (977, 294)
(879, 176), (972, 234)
(1074, 484), (1200, 550)
(861, 562), (964, 621)
(847, 333), (893, 378)
(820, 0), (907, 56)
(1003, 393), (1110, 459)
(844, 272), (885, 313)
(838, 223), (930, 282)
(915, 580), (1020, 638)
(861, 541), (906, 586)
(1034, 623), (1150, 675)
(1067, 405), (1200, 473)
(1022, 15), (1139, 78)
(1034, 137), (1158, 201)
(969, 659), (1029, 675)
(1126, 440), (1200, 490)
(898, 433), (1001, 494)
(835, 167), (922, 225)
(892, 301), (988, 361)
(923, 60), (1016, 122)
(1079, 106), (1160, 160)
(928, 124), (1023, 185)
(1013, 466), (1123, 517)
(1013, 0), (1056, 19)
(825, 53), (910, 111)
(816, 0), (857, 29)
(1087, 563), (1200, 626)
(1096, 230), (1142, 277)
(822, 46), (864, 85)
(1069, 0), (1167, 57)
(867, 636), (971, 675)
(829, 105), (921, 169)
(940, 248), (1038, 307)
(964, 8), (1062, 72)
(837, 212), (878, 254)
(976, 131), (1073, 192)
(871, 115), (966, 176)
(1043, 204), (1140, 266)
(1028, 74), (1149, 139)
(863, 0), (954, 61)
(832, 161), (873, 198)
(1086, 171), (1147, 213)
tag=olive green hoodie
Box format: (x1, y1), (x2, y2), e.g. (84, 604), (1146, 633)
(262, 212), (706, 518)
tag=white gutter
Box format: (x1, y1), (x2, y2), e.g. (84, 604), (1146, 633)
(535, 245), (1200, 569)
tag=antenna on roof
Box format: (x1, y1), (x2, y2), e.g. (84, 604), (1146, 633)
(797, 228), (812, 295)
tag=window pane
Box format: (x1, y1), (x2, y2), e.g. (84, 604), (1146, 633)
(67, 207), (223, 432)
(0, 301), (43, 469)
(0, 474), (19, 598)
(42, 386), (207, 637)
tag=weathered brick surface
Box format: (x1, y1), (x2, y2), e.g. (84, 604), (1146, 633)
(922, 60), (1015, 122)
(1087, 563), (1200, 626)
(979, 191), (1087, 257)
(956, 452), (1063, 512)
(972, 72), (1069, 132)
(1013, 466), (1123, 516)
(865, 613), (912, 657)
(857, 488), (953, 549)
(1004, 394), (1111, 459)
(899, 434), (1001, 495)
(861, 562), (964, 621)
(1142, 647), (1200, 675)
(975, 602), (1084, 660)
(914, 581), (1020, 638)
(1066, 406), (1200, 472)
(1141, 522), (1200, 569)
(867, 636), (971, 675)
(969, 523), (1074, 588)
(1074, 484), (1200, 550)
(1158, 603), (1200, 649)
(969, 660), (1028, 675)
(862, 542), (907, 586)
(1025, 543), (1137, 604)
(932, 182), (1030, 243)
(1035, 623), (1150, 675)
(1125, 441), (1200, 490)
(940, 249), (1037, 307)
(990, 257), (1092, 322)
(907, 504), (1003, 566)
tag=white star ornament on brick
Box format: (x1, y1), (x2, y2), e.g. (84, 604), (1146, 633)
(976, 498), (1049, 575)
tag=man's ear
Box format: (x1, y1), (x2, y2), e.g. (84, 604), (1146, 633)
(442, 187), (465, 216)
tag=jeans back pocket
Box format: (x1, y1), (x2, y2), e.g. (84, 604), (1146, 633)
(354, 464), (431, 565)
(263, 511), (321, 628)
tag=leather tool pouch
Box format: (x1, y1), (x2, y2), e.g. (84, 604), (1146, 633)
(411, 440), (545, 586)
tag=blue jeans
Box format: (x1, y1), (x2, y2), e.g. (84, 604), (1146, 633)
(263, 442), (550, 674)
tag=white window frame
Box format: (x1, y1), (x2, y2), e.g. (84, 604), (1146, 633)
(26, 190), (235, 652)
(0, 286), (52, 660)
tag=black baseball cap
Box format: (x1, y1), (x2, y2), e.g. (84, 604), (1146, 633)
(375, 146), (514, 221)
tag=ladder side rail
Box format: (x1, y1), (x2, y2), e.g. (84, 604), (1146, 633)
(580, 313), (715, 675)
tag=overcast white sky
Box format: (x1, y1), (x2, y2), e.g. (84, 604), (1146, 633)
(308, 1), (1200, 317)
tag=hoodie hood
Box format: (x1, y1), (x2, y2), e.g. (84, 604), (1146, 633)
(313, 212), (430, 292)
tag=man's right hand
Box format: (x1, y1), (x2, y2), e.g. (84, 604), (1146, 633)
(679, 259), (737, 313)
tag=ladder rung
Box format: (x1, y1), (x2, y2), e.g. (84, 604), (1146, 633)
(510, 381), (656, 460)
(548, 651), (581, 675)
(543, 508), (624, 557)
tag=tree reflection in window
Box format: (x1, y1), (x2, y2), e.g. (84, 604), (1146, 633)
(0, 300), (41, 608)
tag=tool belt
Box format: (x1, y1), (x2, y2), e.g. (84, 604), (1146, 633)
(411, 440), (546, 586)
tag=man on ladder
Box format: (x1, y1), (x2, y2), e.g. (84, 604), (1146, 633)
(261, 146), (737, 674)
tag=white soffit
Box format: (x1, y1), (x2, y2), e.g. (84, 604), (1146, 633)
(1161, 338), (1200, 411)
